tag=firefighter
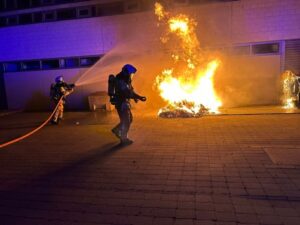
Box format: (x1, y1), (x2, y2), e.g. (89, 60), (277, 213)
(50, 76), (75, 124)
(111, 64), (146, 145)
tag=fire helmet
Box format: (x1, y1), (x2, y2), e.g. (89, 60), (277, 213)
(55, 75), (64, 83)
(122, 64), (137, 75)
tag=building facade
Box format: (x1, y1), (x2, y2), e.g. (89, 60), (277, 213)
(0, 0), (300, 110)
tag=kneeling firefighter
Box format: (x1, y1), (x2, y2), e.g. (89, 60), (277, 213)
(108, 64), (146, 145)
(50, 76), (75, 124)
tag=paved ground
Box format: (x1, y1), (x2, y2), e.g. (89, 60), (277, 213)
(0, 108), (300, 225)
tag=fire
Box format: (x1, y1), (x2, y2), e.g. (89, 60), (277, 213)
(154, 2), (222, 116)
(281, 70), (299, 109)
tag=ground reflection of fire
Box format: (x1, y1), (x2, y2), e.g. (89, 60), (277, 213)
(154, 2), (222, 117)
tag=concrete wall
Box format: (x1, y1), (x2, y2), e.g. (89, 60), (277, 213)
(4, 68), (90, 110)
(1, 0), (300, 109)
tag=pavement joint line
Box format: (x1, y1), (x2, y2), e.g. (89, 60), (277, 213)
(0, 110), (22, 117)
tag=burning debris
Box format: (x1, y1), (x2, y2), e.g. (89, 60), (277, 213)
(154, 2), (222, 118)
(281, 70), (300, 109)
(159, 103), (209, 118)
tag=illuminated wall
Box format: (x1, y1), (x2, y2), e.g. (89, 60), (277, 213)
(1, 0), (300, 109)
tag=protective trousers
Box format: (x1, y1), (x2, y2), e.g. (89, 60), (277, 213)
(52, 100), (64, 123)
(114, 102), (133, 140)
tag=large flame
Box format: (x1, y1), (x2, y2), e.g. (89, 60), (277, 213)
(154, 2), (222, 116)
(281, 70), (299, 109)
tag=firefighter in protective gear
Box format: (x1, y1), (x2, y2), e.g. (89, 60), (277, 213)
(111, 64), (146, 145)
(282, 71), (300, 108)
(50, 76), (75, 124)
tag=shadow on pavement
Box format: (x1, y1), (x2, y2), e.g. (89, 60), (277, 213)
(0, 141), (129, 223)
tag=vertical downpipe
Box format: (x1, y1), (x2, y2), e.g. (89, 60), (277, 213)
(0, 65), (8, 110)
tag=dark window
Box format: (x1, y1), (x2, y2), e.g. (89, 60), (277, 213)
(4, 62), (21, 72)
(7, 16), (18, 25)
(0, 0), (5, 12)
(57, 8), (76, 20)
(22, 61), (41, 71)
(173, 0), (188, 4)
(6, 0), (16, 10)
(97, 2), (124, 17)
(252, 43), (280, 55)
(125, 1), (140, 11)
(232, 45), (250, 55)
(0, 17), (6, 27)
(16, 0), (31, 9)
(285, 39), (300, 74)
(19, 14), (33, 25)
(42, 59), (60, 69)
(41, 0), (54, 5)
(44, 11), (56, 21)
(80, 56), (100, 67)
(77, 6), (92, 18)
(31, 0), (42, 7)
(55, 0), (74, 3)
(63, 58), (79, 68)
(34, 12), (43, 23)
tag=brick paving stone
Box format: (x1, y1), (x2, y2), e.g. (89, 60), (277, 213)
(259, 215), (283, 225)
(194, 221), (215, 225)
(196, 210), (216, 221)
(0, 112), (300, 225)
(153, 217), (175, 225)
(281, 216), (300, 225)
(236, 213), (259, 224)
(215, 212), (237, 222)
(175, 209), (196, 219)
(174, 219), (195, 225)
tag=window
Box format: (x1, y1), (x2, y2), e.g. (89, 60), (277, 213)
(173, 0), (189, 4)
(252, 43), (280, 55)
(0, 0), (5, 12)
(22, 61), (41, 71)
(4, 62), (21, 72)
(42, 59), (60, 69)
(0, 17), (6, 27)
(31, 0), (42, 7)
(1, 55), (101, 72)
(7, 16), (18, 25)
(77, 6), (92, 18)
(55, 0), (74, 3)
(44, 11), (56, 21)
(124, 1), (140, 12)
(57, 8), (76, 20)
(232, 45), (250, 55)
(80, 56), (100, 67)
(97, 2), (124, 16)
(41, 0), (54, 5)
(6, 0), (16, 10)
(19, 14), (33, 25)
(34, 13), (43, 23)
(63, 58), (79, 68)
(16, 0), (31, 9)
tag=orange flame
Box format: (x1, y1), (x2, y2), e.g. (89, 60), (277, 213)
(154, 2), (222, 115)
(281, 70), (299, 109)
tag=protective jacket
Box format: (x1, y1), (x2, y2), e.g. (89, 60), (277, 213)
(50, 82), (74, 102)
(114, 72), (143, 105)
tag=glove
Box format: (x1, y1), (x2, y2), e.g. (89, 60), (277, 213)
(140, 96), (147, 102)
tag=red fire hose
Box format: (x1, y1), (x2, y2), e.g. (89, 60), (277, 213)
(0, 98), (63, 149)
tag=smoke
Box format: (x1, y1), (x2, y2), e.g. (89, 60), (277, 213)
(215, 53), (282, 107)
(73, 12), (172, 110)
(73, 4), (283, 110)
